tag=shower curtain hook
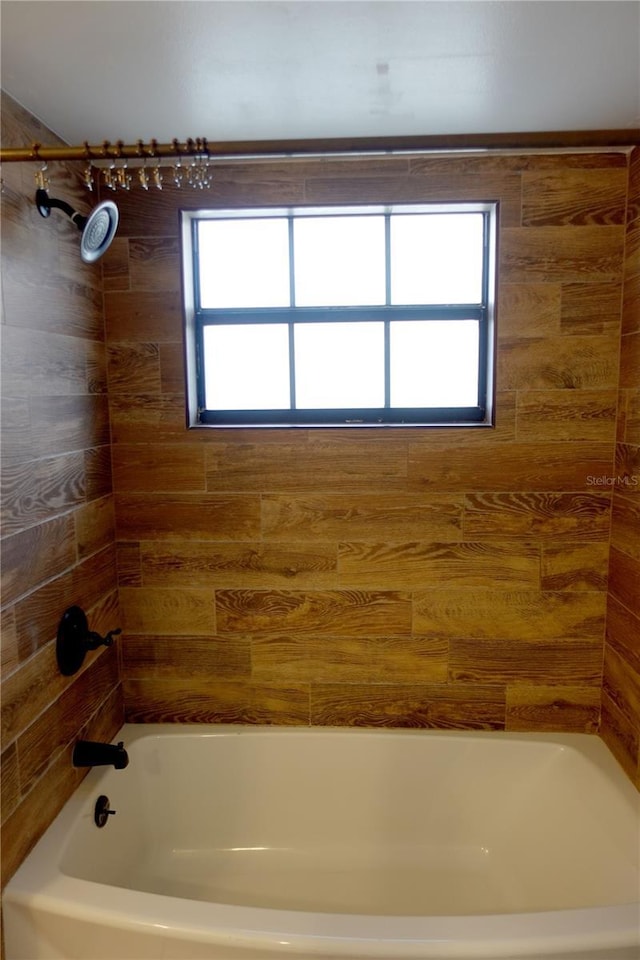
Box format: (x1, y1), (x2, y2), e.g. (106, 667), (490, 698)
(34, 160), (49, 192)
(172, 138), (184, 188)
(138, 157), (150, 191)
(103, 161), (117, 191)
(82, 143), (95, 192)
(135, 140), (149, 190)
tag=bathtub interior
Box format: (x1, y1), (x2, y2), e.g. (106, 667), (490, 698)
(57, 727), (640, 918)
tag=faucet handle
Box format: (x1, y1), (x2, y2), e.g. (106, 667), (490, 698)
(57, 606), (122, 676)
(86, 627), (122, 650)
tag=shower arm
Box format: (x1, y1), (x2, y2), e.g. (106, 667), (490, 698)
(35, 189), (87, 229)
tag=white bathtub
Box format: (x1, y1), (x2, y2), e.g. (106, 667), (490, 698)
(3, 725), (639, 960)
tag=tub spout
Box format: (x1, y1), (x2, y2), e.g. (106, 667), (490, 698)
(72, 740), (129, 769)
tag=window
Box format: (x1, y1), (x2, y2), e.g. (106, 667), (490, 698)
(181, 203), (497, 428)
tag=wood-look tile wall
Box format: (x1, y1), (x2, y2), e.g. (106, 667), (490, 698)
(103, 148), (630, 736)
(0, 94), (123, 889)
(601, 146), (640, 785)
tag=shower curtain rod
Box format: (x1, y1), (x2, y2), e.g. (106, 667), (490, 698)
(1, 129), (638, 163)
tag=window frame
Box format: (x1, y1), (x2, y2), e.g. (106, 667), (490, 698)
(181, 202), (497, 429)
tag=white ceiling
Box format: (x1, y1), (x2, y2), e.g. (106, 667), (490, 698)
(1, 1), (639, 147)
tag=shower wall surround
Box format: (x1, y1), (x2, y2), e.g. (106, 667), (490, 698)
(104, 146), (635, 747)
(601, 146), (640, 787)
(1, 93), (638, 906)
(0, 93), (123, 888)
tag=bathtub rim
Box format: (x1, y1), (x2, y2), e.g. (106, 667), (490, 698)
(4, 724), (640, 960)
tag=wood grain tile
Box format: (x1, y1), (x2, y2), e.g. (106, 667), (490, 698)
(2, 258), (105, 341)
(304, 172), (521, 225)
(74, 495), (115, 560)
(521, 169), (627, 226)
(119, 586), (216, 635)
(123, 678), (248, 723)
(500, 226), (624, 283)
(116, 541), (142, 586)
(1, 742), (20, 824)
(450, 638), (602, 686)
(114, 493), (261, 540)
(122, 635), (251, 679)
(409, 153), (628, 175)
(600, 691), (639, 783)
(541, 541), (609, 591)
(85, 340), (108, 395)
(603, 645), (640, 730)
(141, 541), (338, 589)
(13, 571), (73, 663)
(0, 96), (122, 891)
(1, 514), (76, 607)
(84, 445), (113, 500)
(17, 650), (119, 793)
(123, 677), (309, 725)
(28, 395), (110, 456)
(496, 283), (561, 339)
(128, 238), (181, 292)
(608, 546), (640, 613)
(70, 547), (119, 616)
(606, 595), (640, 675)
(515, 390), (617, 441)
(1, 641), (65, 744)
(310, 683), (506, 729)
(620, 331), (640, 391)
(159, 341), (187, 393)
(625, 390), (640, 446)
(413, 589), (605, 640)
(506, 685), (600, 732)
(462, 492), (611, 541)
(1, 326), (90, 397)
(1, 607), (19, 677)
(206, 440), (408, 493)
(337, 540), (540, 589)
(107, 342), (161, 394)
(408, 442), (613, 492)
(251, 635), (449, 684)
(614, 442), (640, 494)
(499, 336), (618, 390)
(560, 282), (624, 335)
(262, 493), (464, 542)
(109, 393), (191, 443)
(622, 272), (640, 337)
(104, 290), (183, 341)
(112, 444), (206, 492)
(611, 493), (640, 559)
(216, 589), (412, 636)
(246, 683), (310, 725)
(1, 453), (86, 534)
(101, 236), (130, 292)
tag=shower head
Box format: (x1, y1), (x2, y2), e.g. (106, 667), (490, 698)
(35, 189), (119, 263)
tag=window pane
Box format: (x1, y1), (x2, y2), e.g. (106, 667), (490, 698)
(293, 216), (386, 307)
(198, 219), (290, 308)
(390, 213), (484, 305)
(390, 320), (479, 407)
(294, 322), (385, 408)
(204, 324), (290, 410)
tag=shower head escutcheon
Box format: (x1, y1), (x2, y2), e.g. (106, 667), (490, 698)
(35, 188), (119, 263)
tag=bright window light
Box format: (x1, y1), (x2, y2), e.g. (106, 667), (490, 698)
(294, 322), (385, 408)
(198, 218), (290, 308)
(204, 324), (290, 410)
(183, 203), (496, 427)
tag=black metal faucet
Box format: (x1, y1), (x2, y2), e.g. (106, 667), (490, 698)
(73, 740), (129, 769)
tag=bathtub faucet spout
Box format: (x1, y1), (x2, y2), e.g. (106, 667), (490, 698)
(72, 740), (129, 769)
